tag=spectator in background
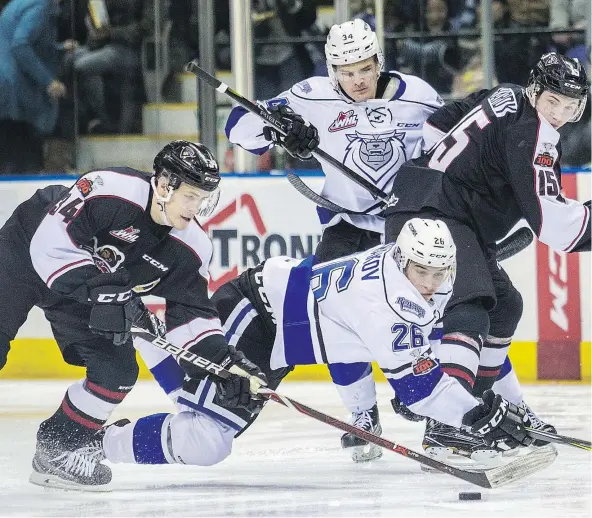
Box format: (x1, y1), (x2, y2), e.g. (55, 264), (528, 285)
(252, 0), (318, 100)
(453, 0), (509, 96)
(494, 0), (551, 85)
(0, 0), (76, 174)
(396, 0), (462, 94)
(70, 0), (145, 134)
(549, 0), (589, 77)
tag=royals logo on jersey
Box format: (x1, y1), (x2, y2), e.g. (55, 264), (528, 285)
(344, 129), (408, 184)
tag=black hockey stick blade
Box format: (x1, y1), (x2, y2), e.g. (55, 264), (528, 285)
(185, 60), (390, 203)
(287, 173), (383, 215)
(496, 227), (534, 261)
(526, 428), (592, 451)
(133, 322), (556, 488)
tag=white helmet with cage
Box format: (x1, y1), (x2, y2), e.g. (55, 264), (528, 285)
(393, 218), (456, 273)
(324, 18), (384, 92)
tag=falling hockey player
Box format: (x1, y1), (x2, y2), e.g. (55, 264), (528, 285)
(94, 218), (541, 487)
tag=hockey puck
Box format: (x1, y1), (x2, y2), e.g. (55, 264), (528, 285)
(459, 492), (482, 501)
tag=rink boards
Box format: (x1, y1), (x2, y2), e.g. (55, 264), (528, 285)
(0, 172), (589, 382)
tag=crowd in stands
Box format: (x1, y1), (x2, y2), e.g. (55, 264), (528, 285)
(0, 0), (589, 174)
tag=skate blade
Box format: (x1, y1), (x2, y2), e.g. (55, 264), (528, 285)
(349, 443), (384, 463)
(29, 470), (112, 492)
(422, 446), (505, 471)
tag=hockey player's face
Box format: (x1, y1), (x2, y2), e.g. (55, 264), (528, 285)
(535, 91), (580, 129)
(167, 184), (211, 229)
(405, 262), (449, 301)
(335, 57), (379, 102)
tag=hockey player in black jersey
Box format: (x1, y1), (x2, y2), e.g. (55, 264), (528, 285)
(384, 52), (590, 464)
(0, 140), (266, 491)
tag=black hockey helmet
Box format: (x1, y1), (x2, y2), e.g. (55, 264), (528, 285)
(526, 52), (589, 122)
(153, 140), (220, 192)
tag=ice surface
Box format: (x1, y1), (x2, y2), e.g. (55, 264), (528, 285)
(0, 380), (590, 517)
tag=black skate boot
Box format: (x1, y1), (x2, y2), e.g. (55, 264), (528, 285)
(422, 418), (504, 469)
(341, 404), (383, 463)
(29, 418), (130, 491)
(519, 400), (557, 447)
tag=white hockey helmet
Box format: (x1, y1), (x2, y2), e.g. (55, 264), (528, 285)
(325, 19), (384, 91)
(394, 218), (456, 271)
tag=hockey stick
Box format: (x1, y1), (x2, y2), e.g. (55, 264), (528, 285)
(287, 173), (384, 215)
(496, 227), (533, 261)
(132, 325), (557, 488)
(526, 428), (591, 451)
(289, 173), (532, 261)
(184, 60), (390, 204)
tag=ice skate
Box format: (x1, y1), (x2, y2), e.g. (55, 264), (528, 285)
(341, 404), (383, 463)
(29, 418), (130, 491)
(519, 400), (557, 447)
(422, 417), (505, 470)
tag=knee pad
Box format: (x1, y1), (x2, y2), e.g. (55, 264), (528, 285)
(443, 301), (490, 345)
(168, 411), (234, 466)
(489, 286), (523, 338)
(0, 331), (10, 370)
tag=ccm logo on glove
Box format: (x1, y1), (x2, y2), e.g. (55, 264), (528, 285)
(96, 291), (133, 303)
(476, 398), (507, 435)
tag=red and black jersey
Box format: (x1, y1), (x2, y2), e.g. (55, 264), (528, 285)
(3, 166), (225, 353)
(386, 84), (590, 252)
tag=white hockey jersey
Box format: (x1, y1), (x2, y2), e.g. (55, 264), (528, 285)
(225, 73), (443, 234)
(262, 244), (479, 428)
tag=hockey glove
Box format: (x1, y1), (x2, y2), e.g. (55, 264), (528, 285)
(87, 271), (137, 346)
(215, 346), (268, 414)
(391, 394), (425, 422)
(262, 105), (319, 160)
(462, 390), (533, 449)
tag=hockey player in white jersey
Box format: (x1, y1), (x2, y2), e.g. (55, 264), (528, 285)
(226, 19), (444, 461)
(97, 218), (537, 481)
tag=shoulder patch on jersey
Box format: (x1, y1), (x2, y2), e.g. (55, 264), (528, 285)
(396, 297), (426, 319)
(328, 110), (358, 132)
(295, 80), (312, 94)
(488, 87), (518, 118)
(76, 175), (103, 197)
(265, 97), (289, 109)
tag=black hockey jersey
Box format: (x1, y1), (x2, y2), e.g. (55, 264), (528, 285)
(386, 84), (590, 252)
(5, 167), (225, 350)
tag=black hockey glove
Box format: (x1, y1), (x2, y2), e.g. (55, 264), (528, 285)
(87, 271), (137, 346)
(462, 390), (533, 449)
(391, 394), (425, 422)
(128, 299), (167, 338)
(262, 105), (319, 160)
(215, 346), (268, 414)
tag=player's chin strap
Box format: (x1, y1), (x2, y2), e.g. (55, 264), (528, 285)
(131, 323), (558, 489)
(150, 177), (174, 227)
